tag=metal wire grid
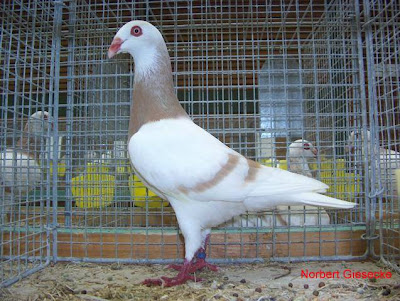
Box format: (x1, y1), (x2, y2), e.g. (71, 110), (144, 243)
(1, 0), (399, 287)
(52, 0), (365, 264)
(0, 0), (56, 287)
(301, 1), (367, 223)
(363, 0), (400, 272)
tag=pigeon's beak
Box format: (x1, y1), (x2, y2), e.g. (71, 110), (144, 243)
(312, 148), (318, 157)
(108, 37), (123, 59)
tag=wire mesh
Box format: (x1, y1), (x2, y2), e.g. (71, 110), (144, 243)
(363, 0), (400, 272)
(1, 0), (399, 287)
(55, 0), (365, 264)
(0, 0), (56, 287)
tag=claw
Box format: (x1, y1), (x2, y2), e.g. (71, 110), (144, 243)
(191, 259), (219, 272)
(143, 235), (218, 287)
(142, 259), (201, 287)
(161, 274), (203, 287)
(167, 248), (219, 273)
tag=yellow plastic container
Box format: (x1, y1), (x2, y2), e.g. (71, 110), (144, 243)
(48, 161), (66, 178)
(316, 159), (360, 202)
(72, 164), (115, 208)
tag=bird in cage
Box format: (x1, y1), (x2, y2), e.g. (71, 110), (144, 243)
(287, 139), (318, 178)
(0, 111), (53, 224)
(346, 130), (400, 200)
(277, 139), (330, 226)
(108, 20), (356, 287)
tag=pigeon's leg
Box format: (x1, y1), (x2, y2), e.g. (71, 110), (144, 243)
(168, 230), (218, 273)
(142, 259), (202, 287)
(188, 232), (218, 272)
(143, 219), (204, 287)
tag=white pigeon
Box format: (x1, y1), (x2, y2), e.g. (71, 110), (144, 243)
(0, 111), (52, 224)
(347, 130), (400, 198)
(108, 20), (356, 287)
(287, 139), (318, 178)
(284, 139), (330, 225)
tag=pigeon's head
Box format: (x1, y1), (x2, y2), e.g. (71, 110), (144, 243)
(30, 111), (49, 120)
(26, 111), (53, 132)
(289, 139), (318, 158)
(346, 130), (371, 153)
(108, 20), (165, 60)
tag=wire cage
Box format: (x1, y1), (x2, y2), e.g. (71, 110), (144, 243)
(0, 0), (399, 287)
(363, 0), (400, 273)
(0, 0), (57, 286)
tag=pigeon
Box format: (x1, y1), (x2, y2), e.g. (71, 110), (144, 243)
(287, 139), (318, 178)
(108, 20), (356, 287)
(0, 111), (52, 223)
(347, 130), (400, 198)
(283, 139), (330, 225)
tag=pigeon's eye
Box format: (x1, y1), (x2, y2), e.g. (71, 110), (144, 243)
(303, 143), (310, 150)
(131, 26), (142, 37)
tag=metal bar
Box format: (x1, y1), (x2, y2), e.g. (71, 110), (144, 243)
(49, 0), (64, 263)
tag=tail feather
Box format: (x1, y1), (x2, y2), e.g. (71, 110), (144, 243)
(294, 192), (356, 209)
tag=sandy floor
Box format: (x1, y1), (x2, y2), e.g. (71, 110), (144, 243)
(1, 260), (399, 300)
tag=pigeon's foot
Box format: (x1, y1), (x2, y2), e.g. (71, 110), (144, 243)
(167, 261), (217, 273)
(143, 260), (202, 287)
(189, 257), (218, 272)
(167, 248), (218, 273)
(142, 278), (163, 286)
(167, 263), (185, 271)
(168, 248), (218, 273)
(189, 248), (218, 272)
(160, 273), (202, 287)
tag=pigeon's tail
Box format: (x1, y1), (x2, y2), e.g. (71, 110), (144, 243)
(294, 192), (356, 209)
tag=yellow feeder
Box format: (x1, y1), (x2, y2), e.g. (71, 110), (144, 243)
(128, 174), (169, 208)
(316, 159), (360, 202)
(49, 161), (66, 178)
(72, 163), (115, 208)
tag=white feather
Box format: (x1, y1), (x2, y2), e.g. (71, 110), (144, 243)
(129, 118), (354, 236)
(129, 119), (330, 204)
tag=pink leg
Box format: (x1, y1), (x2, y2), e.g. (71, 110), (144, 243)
(188, 247), (219, 272)
(168, 234), (218, 273)
(142, 259), (202, 287)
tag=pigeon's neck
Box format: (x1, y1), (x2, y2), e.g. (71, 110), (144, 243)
(128, 47), (189, 139)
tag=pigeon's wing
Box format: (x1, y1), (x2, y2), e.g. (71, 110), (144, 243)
(128, 118), (329, 204)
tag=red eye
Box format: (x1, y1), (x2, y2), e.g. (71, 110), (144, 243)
(131, 26), (142, 37)
(303, 143), (310, 150)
